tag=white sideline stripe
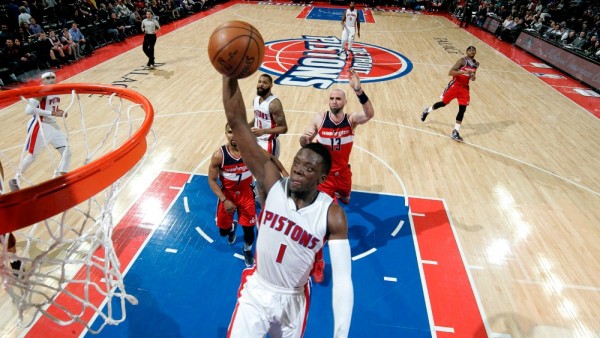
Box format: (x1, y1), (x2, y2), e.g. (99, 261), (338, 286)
(491, 333), (512, 338)
(411, 212), (425, 217)
(165, 248), (178, 254)
(383, 276), (397, 282)
(421, 260), (438, 265)
(169, 186), (182, 190)
(184, 197), (190, 213)
(233, 253), (244, 260)
(352, 248), (377, 261)
(468, 265), (484, 270)
(435, 326), (455, 333)
(391, 220), (404, 237)
(195, 227), (214, 243)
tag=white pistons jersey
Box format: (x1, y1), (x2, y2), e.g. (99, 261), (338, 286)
(256, 178), (333, 289)
(32, 95), (61, 126)
(344, 9), (358, 29)
(253, 94), (278, 143)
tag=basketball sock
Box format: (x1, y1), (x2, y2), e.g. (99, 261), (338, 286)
(244, 242), (252, 251)
(427, 106), (434, 113)
(18, 154), (35, 175)
(454, 123), (461, 131)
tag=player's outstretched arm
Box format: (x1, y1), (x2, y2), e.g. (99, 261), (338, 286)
(261, 148), (289, 177)
(222, 76), (280, 201)
(448, 58), (467, 77)
(299, 112), (324, 147)
(347, 69), (373, 126)
(328, 203), (353, 338)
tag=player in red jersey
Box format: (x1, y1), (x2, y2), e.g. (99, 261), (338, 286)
(209, 123), (288, 267)
(421, 46), (479, 142)
(299, 68), (374, 283)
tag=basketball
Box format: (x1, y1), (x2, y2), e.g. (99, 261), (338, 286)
(208, 21), (265, 79)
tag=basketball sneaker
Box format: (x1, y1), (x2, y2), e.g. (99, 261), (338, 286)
(9, 178), (20, 192)
(10, 260), (22, 276)
(312, 259), (325, 283)
(243, 249), (254, 267)
(451, 129), (464, 142)
(228, 221), (237, 244)
(421, 108), (429, 122)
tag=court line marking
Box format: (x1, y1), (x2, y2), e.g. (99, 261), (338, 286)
(79, 172), (189, 338)
(412, 212), (426, 217)
(421, 260), (438, 265)
(515, 279), (600, 292)
(165, 248), (178, 253)
(195, 226), (214, 244)
(371, 119), (600, 198)
(351, 248), (377, 261)
(434, 326), (455, 333)
(233, 253), (245, 260)
(391, 220), (404, 237)
(169, 186), (182, 190)
(442, 198), (493, 336)
(183, 196), (190, 213)
(383, 276), (397, 282)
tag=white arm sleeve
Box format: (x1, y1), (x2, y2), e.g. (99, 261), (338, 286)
(329, 239), (353, 338)
(25, 98), (53, 117)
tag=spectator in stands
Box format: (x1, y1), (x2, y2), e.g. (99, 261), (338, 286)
(69, 22), (91, 55)
(13, 38), (37, 71)
(34, 31), (62, 69)
(48, 30), (70, 61)
(28, 17), (43, 40)
(17, 6), (32, 28)
(1, 39), (22, 81)
(97, 3), (110, 21)
(115, 0), (132, 18)
(61, 28), (81, 60)
(107, 12), (127, 42)
(581, 35), (597, 52)
(570, 31), (587, 49)
(561, 30), (576, 45)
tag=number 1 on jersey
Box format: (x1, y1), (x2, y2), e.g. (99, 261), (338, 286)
(276, 244), (287, 263)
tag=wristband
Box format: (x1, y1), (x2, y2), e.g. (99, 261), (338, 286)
(357, 91), (369, 104)
(220, 197), (227, 203)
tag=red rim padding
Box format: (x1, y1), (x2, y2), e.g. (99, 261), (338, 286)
(0, 84), (154, 233)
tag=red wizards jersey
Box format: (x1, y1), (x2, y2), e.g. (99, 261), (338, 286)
(315, 111), (354, 173)
(219, 145), (253, 193)
(452, 57), (479, 87)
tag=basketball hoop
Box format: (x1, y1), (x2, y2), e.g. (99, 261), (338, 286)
(0, 84), (154, 333)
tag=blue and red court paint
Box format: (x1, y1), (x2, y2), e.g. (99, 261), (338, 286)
(23, 172), (488, 337)
(296, 6), (375, 24)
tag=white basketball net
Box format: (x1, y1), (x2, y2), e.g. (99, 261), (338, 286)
(0, 88), (155, 334)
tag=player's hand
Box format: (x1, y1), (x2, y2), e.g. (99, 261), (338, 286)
(250, 127), (263, 136)
(223, 200), (237, 214)
(53, 109), (66, 118)
(348, 68), (361, 91)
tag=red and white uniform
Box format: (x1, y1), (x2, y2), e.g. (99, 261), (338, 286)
(216, 145), (256, 229)
(315, 111), (354, 200)
(441, 57), (479, 106)
(253, 94), (280, 157)
(25, 95), (67, 156)
(342, 9), (358, 42)
(228, 178), (332, 337)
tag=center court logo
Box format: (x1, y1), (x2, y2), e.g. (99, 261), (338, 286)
(260, 35), (413, 89)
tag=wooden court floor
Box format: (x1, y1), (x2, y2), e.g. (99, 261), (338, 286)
(1, 2), (599, 337)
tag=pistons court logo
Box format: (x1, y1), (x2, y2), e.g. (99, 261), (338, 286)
(260, 35), (413, 89)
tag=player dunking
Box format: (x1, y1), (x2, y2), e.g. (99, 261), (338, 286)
(421, 46), (479, 142)
(208, 123), (288, 267)
(14, 72), (71, 184)
(300, 68), (374, 283)
(337, 1), (360, 61)
(249, 74), (287, 157)
(223, 76), (354, 337)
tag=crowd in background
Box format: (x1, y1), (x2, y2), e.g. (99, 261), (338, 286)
(449, 0), (600, 60)
(0, 0), (221, 87)
(2, 0), (599, 87)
